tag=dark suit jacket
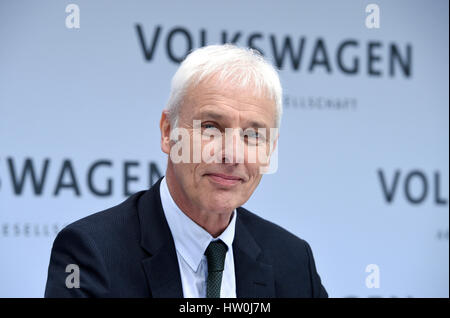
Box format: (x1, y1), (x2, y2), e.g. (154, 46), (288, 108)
(44, 178), (328, 298)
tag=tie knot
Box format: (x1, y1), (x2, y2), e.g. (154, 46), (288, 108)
(204, 240), (228, 272)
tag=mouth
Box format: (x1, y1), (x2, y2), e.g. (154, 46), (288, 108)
(204, 173), (243, 187)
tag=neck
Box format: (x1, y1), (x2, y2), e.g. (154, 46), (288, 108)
(165, 164), (233, 238)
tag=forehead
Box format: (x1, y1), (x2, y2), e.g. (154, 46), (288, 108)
(182, 75), (277, 127)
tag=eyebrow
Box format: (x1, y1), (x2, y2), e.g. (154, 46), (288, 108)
(198, 111), (224, 121)
(246, 120), (268, 129)
(198, 110), (269, 129)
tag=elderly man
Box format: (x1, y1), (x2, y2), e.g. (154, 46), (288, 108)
(45, 44), (328, 298)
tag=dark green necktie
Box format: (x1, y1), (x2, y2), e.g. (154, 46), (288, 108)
(204, 240), (228, 298)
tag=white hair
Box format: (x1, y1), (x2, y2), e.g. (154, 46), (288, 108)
(165, 44), (283, 128)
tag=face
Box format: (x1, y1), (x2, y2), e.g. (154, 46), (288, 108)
(160, 75), (278, 215)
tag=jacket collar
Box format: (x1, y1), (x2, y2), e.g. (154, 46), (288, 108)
(160, 176), (236, 273)
(137, 177), (183, 298)
(137, 177), (275, 298)
(233, 207), (275, 298)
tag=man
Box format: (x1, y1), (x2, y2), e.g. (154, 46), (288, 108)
(45, 44), (328, 298)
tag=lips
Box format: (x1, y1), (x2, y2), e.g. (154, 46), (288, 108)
(205, 173), (243, 186)
(207, 173), (241, 180)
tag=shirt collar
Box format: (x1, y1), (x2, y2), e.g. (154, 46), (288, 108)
(160, 177), (236, 272)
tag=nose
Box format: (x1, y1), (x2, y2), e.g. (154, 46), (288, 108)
(222, 128), (245, 165)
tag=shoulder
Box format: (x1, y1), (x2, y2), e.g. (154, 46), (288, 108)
(236, 206), (328, 298)
(58, 191), (146, 248)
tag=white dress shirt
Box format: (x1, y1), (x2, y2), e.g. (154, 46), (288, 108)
(160, 177), (237, 298)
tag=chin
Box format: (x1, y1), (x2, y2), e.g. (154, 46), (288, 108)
(205, 197), (239, 214)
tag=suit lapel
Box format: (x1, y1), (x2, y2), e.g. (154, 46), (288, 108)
(141, 244), (183, 298)
(136, 179), (275, 298)
(137, 178), (183, 298)
(233, 209), (276, 298)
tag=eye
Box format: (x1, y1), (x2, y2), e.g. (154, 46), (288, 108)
(246, 131), (259, 138)
(243, 128), (267, 145)
(202, 122), (220, 130)
(202, 123), (216, 129)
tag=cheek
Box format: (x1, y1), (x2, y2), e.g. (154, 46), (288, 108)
(192, 163), (207, 184)
(248, 169), (263, 190)
(173, 163), (198, 185)
(253, 142), (273, 166)
(245, 161), (261, 178)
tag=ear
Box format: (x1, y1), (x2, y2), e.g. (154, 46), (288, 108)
(160, 111), (171, 155)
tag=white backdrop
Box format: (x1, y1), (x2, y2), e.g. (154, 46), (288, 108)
(0, 0), (448, 297)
